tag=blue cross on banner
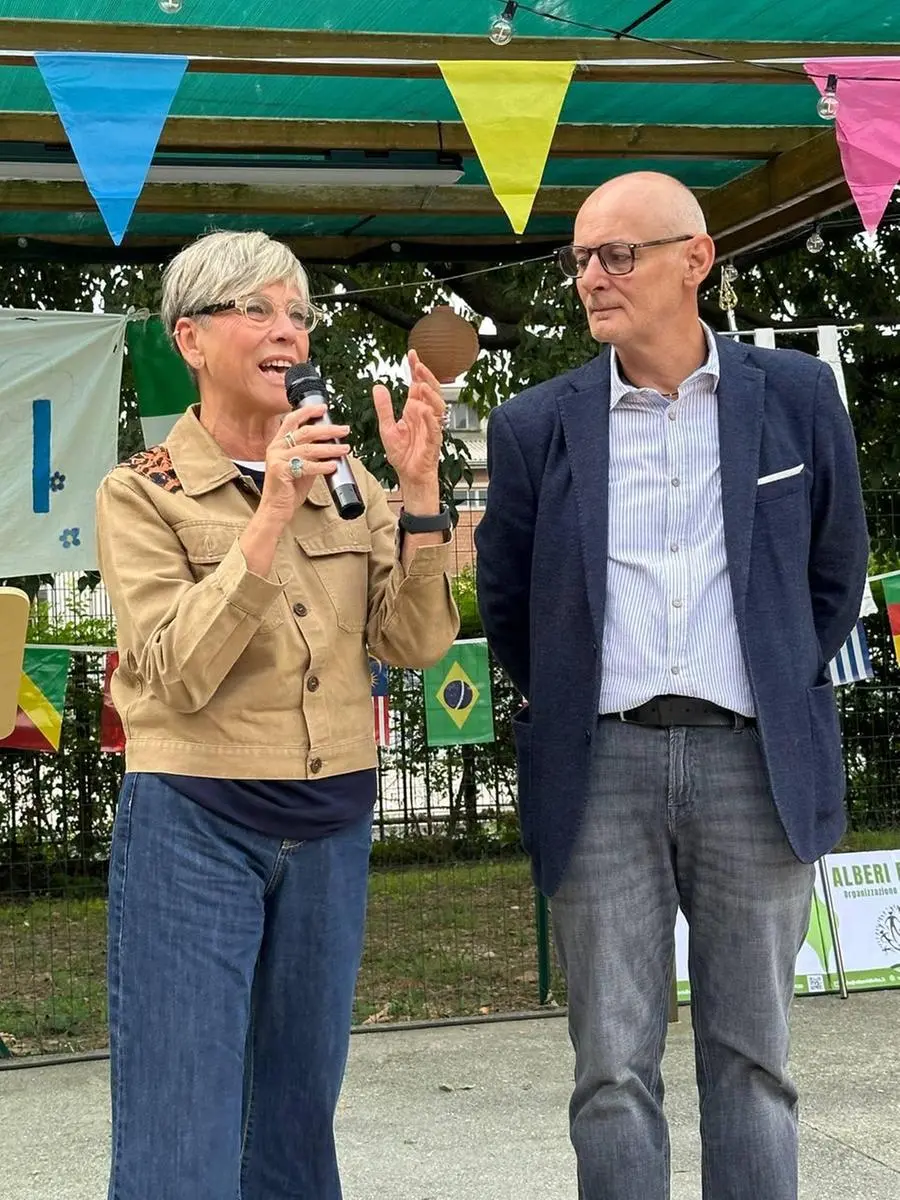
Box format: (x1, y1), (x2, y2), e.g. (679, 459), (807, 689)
(828, 621), (874, 687)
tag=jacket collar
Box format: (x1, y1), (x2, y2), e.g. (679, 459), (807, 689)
(165, 405), (331, 506)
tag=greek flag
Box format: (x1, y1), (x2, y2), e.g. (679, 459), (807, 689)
(829, 621), (874, 687)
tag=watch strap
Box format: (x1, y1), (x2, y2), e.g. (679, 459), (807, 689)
(398, 505), (452, 533)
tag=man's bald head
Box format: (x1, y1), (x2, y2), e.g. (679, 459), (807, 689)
(570, 171), (716, 352)
(576, 172), (708, 241)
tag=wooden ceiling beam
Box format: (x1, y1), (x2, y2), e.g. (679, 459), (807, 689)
(702, 131), (851, 257)
(1, 21), (898, 84)
(714, 184), (852, 259)
(0, 112), (818, 160)
(0, 233), (561, 266)
(0, 178), (595, 217)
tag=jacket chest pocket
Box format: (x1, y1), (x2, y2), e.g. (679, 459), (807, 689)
(296, 526), (372, 632)
(178, 522), (285, 633)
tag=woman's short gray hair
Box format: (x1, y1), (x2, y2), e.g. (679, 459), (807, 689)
(160, 230), (320, 338)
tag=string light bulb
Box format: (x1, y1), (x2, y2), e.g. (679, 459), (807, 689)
(817, 74), (839, 121)
(489, 2), (517, 46)
(806, 227), (825, 254)
(158, 0), (183, 13)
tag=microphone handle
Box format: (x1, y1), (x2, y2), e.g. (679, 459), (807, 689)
(293, 391), (366, 521)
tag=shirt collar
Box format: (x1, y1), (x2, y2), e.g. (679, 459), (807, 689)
(609, 321), (720, 410)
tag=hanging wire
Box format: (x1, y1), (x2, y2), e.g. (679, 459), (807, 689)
(512, 2), (900, 84)
(309, 252), (557, 302)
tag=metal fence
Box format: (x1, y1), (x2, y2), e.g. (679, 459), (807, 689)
(2, 490), (899, 1057)
(0, 570), (560, 1057)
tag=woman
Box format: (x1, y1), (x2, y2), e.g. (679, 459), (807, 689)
(96, 230), (459, 1200)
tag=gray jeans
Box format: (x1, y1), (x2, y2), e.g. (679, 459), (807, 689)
(551, 718), (815, 1200)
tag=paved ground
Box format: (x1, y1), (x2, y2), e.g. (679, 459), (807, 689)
(1, 992), (898, 1199)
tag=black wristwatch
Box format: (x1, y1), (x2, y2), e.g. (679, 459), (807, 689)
(398, 505), (452, 534)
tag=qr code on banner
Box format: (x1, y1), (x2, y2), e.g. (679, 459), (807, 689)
(806, 974), (826, 993)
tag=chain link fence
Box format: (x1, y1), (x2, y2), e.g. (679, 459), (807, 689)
(2, 491), (898, 1057)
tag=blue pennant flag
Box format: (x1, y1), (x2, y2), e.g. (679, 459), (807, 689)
(829, 621), (874, 687)
(36, 52), (188, 245)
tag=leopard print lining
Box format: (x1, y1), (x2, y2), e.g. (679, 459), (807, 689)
(123, 446), (183, 493)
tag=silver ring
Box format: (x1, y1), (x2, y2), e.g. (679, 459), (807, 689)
(289, 456), (304, 479)
(441, 409), (451, 429)
(283, 431), (297, 448)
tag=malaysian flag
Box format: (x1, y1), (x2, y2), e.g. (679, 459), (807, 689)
(829, 621), (874, 687)
(370, 656), (390, 747)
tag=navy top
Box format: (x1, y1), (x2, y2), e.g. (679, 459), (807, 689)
(154, 461), (376, 841)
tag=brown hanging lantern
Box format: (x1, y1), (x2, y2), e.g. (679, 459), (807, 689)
(407, 305), (480, 383)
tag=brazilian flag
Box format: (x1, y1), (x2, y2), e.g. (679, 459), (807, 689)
(423, 639), (494, 747)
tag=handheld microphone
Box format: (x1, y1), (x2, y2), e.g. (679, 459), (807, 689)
(284, 363), (366, 521)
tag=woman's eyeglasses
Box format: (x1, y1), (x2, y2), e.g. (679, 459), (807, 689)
(556, 235), (694, 279)
(186, 294), (319, 332)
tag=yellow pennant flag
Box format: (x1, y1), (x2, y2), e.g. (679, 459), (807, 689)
(439, 60), (575, 233)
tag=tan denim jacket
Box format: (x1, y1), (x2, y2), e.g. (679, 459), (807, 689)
(95, 407), (459, 779)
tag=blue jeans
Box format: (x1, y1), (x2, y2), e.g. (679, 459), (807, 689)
(106, 772), (373, 1200)
(551, 719), (815, 1200)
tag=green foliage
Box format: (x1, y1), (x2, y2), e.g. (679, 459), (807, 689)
(26, 585), (116, 647)
(451, 565), (482, 638)
(727, 222), (900, 489)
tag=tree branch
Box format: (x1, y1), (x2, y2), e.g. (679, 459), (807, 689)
(316, 267), (420, 331)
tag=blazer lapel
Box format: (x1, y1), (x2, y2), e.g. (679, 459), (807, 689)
(558, 352), (611, 644)
(716, 335), (766, 615)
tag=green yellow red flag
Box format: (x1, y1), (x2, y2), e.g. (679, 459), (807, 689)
(882, 572), (900, 665)
(0, 648), (71, 752)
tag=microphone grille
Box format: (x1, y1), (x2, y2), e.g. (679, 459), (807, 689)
(285, 362), (320, 391)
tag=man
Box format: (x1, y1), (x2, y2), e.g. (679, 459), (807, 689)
(475, 172), (867, 1199)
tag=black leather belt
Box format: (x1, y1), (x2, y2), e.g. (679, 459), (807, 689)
(603, 695), (755, 729)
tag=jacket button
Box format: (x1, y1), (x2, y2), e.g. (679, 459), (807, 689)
(293, 602), (308, 617)
(584, 728), (592, 744)
(309, 757), (322, 774)
(307, 676), (320, 692)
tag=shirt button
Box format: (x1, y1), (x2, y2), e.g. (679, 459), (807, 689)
(293, 602), (308, 617)
(307, 676), (320, 692)
(670, 543), (680, 553)
(672, 599), (683, 608)
(671, 665), (680, 675)
(309, 757), (323, 774)
(667, 408), (677, 421)
(671, 478), (680, 488)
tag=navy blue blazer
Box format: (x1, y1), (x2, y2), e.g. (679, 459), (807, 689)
(475, 334), (869, 896)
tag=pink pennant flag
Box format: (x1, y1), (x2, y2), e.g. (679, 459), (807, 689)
(805, 58), (900, 233)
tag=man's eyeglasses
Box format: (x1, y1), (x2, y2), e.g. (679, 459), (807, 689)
(556, 235), (694, 279)
(185, 294), (319, 332)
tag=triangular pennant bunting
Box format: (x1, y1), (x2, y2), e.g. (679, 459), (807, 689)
(438, 61), (574, 234)
(0, 648), (71, 753)
(805, 58), (900, 233)
(36, 52), (188, 245)
(126, 317), (196, 447)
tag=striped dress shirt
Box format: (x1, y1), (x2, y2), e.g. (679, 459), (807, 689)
(598, 324), (755, 716)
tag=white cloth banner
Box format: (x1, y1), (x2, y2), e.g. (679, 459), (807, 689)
(816, 325), (849, 411)
(0, 309), (126, 577)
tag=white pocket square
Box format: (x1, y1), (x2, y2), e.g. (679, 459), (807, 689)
(757, 463), (804, 487)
